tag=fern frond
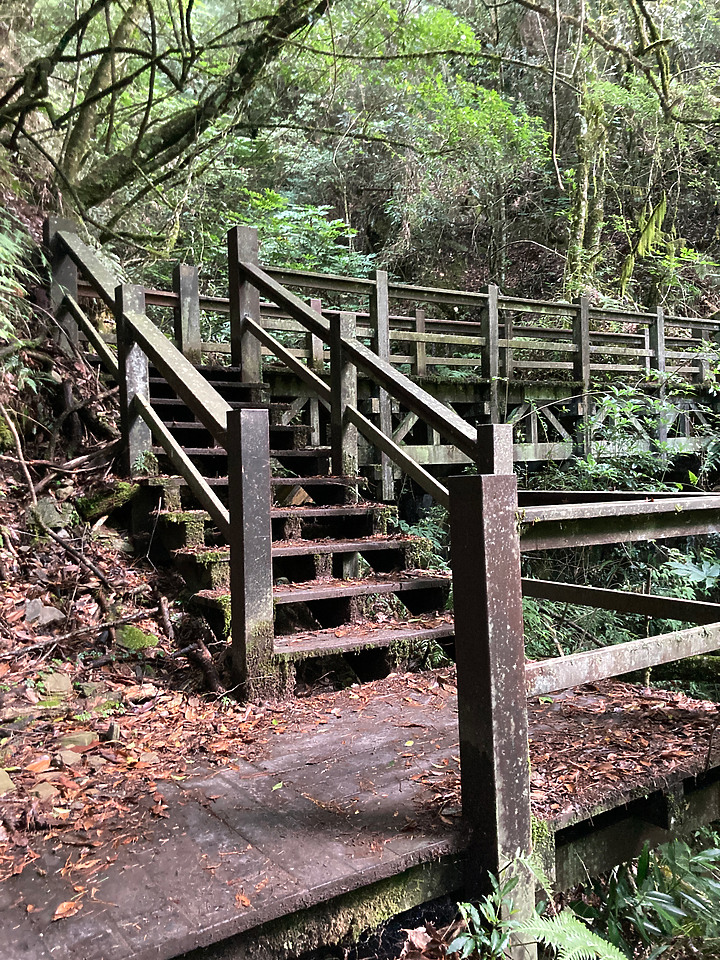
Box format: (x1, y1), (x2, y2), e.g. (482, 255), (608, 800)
(519, 910), (628, 960)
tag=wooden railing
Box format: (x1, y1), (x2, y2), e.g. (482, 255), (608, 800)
(72, 229), (720, 474)
(76, 265), (718, 388)
(450, 423), (720, 935)
(46, 219), (231, 537)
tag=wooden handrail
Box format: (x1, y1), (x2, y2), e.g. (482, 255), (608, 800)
(58, 230), (232, 446)
(61, 290), (231, 534)
(237, 260), (480, 462)
(243, 316), (450, 505)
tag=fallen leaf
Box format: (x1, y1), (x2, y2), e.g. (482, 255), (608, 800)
(235, 892), (251, 908)
(53, 900), (83, 921)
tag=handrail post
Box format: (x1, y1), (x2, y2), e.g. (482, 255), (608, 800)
(308, 298), (324, 447)
(115, 283), (152, 475)
(228, 226), (262, 382)
(227, 407), (285, 700)
(650, 306), (668, 446)
(370, 270), (394, 501)
(412, 308), (427, 378)
(449, 424), (536, 960)
(481, 284), (500, 422)
(573, 296), (591, 456)
(501, 303), (514, 383)
(44, 217), (79, 354)
(330, 312), (358, 481)
(172, 263), (202, 364)
(691, 322), (708, 384)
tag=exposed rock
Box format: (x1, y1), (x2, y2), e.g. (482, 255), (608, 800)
(29, 781), (59, 801)
(41, 673), (73, 698)
(55, 749), (83, 768)
(0, 769), (15, 795)
(59, 730), (96, 748)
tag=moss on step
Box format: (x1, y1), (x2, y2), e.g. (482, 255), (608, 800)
(77, 481), (139, 522)
(159, 511), (207, 551)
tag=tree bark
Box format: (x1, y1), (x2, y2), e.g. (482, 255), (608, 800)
(73, 0), (332, 208)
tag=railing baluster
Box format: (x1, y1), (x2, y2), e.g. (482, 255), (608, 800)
(330, 311), (358, 481)
(650, 306), (667, 445)
(227, 407), (282, 700)
(412, 308), (427, 378)
(308, 298), (324, 447)
(116, 283), (152, 475)
(44, 217), (79, 354)
(481, 284), (500, 422)
(228, 226), (262, 381)
(371, 270), (394, 501)
(573, 296), (591, 455)
(172, 263), (202, 364)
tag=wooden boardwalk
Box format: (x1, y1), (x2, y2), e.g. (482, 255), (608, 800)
(4, 671), (720, 960)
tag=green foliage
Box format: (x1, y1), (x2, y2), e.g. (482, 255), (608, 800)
(520, 911), (627, 960)
(393, 504), (449, 570)
(448, 875), (521, 959)
(571, 836), (720, 954)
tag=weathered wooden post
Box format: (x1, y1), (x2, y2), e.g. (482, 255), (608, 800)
(649, 305), (668, 446)
(172, 263), (202, 364)
(115, 283), (152, 475)
(227, 407), (287, 700)
(308, 298), (324, 447)
(228, 226), (262, 382)
(330, 311), (358, 479)
(573, 296), (591, 456)
(691, 321), (709, 385)
(412, 308), (427, 378)
(449, 422), (536, 960)
(44, 217), (79, 353)
(481, 284), (500, 423)
(331, 311), (359, 575)
(370, 270), (394, 501)
(501, 305), (514, 383)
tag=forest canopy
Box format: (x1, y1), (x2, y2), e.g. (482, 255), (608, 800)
(2, 0), (720, 307)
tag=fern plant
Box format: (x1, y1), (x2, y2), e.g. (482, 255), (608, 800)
(520, 911), (627, 960)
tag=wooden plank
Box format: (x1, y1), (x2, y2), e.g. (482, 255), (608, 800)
(133, 395), (230, 538)
(519, 495), (720, 550)
(389, 331), (485, 346)
(116, 285), (152, 475)
(345, 406), (449, 507)
(124, 309), (231, 445)
(172, 263), (202, 363)
(522, 578), (720, 623)
(237, 261), (479, 461)
(62, 295), (119, 376)
(526, 622), (720, 697)
(57, 229), (121, 308)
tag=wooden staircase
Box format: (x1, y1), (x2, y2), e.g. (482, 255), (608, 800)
(146, 364), (453, 690)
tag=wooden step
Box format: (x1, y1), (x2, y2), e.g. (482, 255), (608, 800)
(273, 572), (451, 604)
(271, 535), (413, 557)
(270, 505), (380, 519)
(270, 447), (332, 458)
(273, 615), (454, 659)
